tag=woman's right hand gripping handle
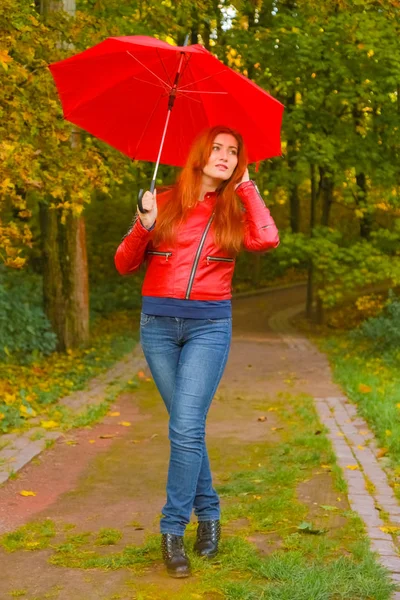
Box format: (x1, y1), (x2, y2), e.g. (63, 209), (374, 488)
(138, 189), (157, 230)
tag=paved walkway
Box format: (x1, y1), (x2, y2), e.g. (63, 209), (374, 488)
(0, 283), (399, 598)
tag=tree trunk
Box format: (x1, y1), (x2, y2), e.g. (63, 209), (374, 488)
(39, 203), (65, 346)
(315, 166), (334, 325)
(306, 164), (317, 319)
(319, 166), (334, 226)
(39, 0), (89, 349)
(352, 106), (372, 238)
(39, 205), (89, 351)
(355, 172), (372, 239)
(286, 94), (300, 232)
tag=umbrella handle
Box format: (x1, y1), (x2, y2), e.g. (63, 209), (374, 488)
(137, 179), (156, 214)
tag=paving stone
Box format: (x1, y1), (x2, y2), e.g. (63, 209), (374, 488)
(375, 493), (399, 508)
(378, 556), (400, 573)
(370, 539), (398, 556)
(341, 425), (359, 436)
(347, 434), (370, 447)
(367, 526), (393, 542)
(343, 470), (365, 485)
(0, 347), (147, 486)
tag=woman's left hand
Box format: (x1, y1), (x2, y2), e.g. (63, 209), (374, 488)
(235, 168), (250, 190)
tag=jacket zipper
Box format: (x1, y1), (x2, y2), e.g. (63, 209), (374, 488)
(147, 251), (172, 262)
(185, 213), (214, 300)
(206, 256), (234, 265)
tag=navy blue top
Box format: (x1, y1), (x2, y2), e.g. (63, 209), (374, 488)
(142, 296), (232, 319)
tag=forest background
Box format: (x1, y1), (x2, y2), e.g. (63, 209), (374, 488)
(1, 0), (400, 459)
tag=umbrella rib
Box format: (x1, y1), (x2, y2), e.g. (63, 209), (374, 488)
(130, 93), (163, 159)
(175, 92), (202, 104)
(178, 90), (228, 94)
(155, 48), (173, 87)
(130, 76), (167, 90)
(126, 51), (170, 92)
(178, 69), (227, 90)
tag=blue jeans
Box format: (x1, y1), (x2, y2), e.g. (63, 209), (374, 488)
(140, 314), (232, 536)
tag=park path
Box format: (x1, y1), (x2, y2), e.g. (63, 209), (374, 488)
(0, 284), (399, 599)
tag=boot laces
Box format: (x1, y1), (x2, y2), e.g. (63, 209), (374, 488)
(165, 535), (185, 557)
(198, 520), (218, 541)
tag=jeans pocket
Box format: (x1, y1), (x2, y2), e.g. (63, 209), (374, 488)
(206, 317), (232, 324)
(140, 313), (155, 327)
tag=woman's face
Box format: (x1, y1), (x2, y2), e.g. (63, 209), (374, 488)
(202, 133), (239, 182)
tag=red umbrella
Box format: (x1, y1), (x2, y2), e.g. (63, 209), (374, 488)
(49, 35), (284, 206)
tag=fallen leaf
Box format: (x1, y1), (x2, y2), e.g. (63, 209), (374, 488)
(357, 445), (365, 451)
(297, 521), (327, 535)
(99, 434), (115, 439)
(108, 411), (120, 417)
(257, 416), (267, 422)
(252, 495), (262, 500)
(268, 407), (278, 412)
(346, 465), (359, 470)
(320, 505), (338, 511)
(321, 464), (331, 469)
(41, 420), (59, 429)
(118, 421), (131, 427)
(336, 432), (344, 437)
(150, 433), (158, 439)
(20, 490), (36, 497)
(360, 430), (369, 436)
(314, 430), (322, 435)
(358, 383), (372, 393)
(89, 440), (96, 444)
(145, 378), (152, 382)
(380, 526), (400, 534)
(65, 440), (78, 446)
(137, 371), (146, 378)
(377, 448), (388, 459)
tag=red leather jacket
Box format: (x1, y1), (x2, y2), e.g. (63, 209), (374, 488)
(115, 181), (279, 301)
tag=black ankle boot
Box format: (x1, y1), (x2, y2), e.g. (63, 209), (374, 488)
(194, 520), (221, 558)
(161, 533), (191, 578)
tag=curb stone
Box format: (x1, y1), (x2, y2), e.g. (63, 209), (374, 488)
(0, 344), (147, 486)
(269, 304), (400, 594)
(0, 281), (306, 487)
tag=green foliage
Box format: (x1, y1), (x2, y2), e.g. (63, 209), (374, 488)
(0, 267), (57, 362)
(352, 290), (400, 353)
(0, 520), (56, 552)
(0, 311), (138, 433)
(273, 228), (400, 308)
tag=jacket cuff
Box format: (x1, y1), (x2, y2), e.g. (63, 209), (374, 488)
(139, 219), (156, 232)
(235, 180), (264, 206)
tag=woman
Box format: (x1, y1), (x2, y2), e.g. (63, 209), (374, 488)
(115, 125), (279, 578)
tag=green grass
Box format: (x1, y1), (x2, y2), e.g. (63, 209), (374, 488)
(0, 311), (140, 434)
(1, 392), (394, 599)
(1, 520), (56, 552)
(321, 335), (400, 471)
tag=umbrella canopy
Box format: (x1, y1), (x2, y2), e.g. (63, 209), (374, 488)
(49, 36), (284, 167)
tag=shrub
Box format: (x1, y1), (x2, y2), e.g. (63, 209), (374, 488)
(351, 290), (400, 353)
(0, 268), (57, 363)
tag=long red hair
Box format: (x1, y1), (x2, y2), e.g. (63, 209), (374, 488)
(152, 126), (248, 254)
